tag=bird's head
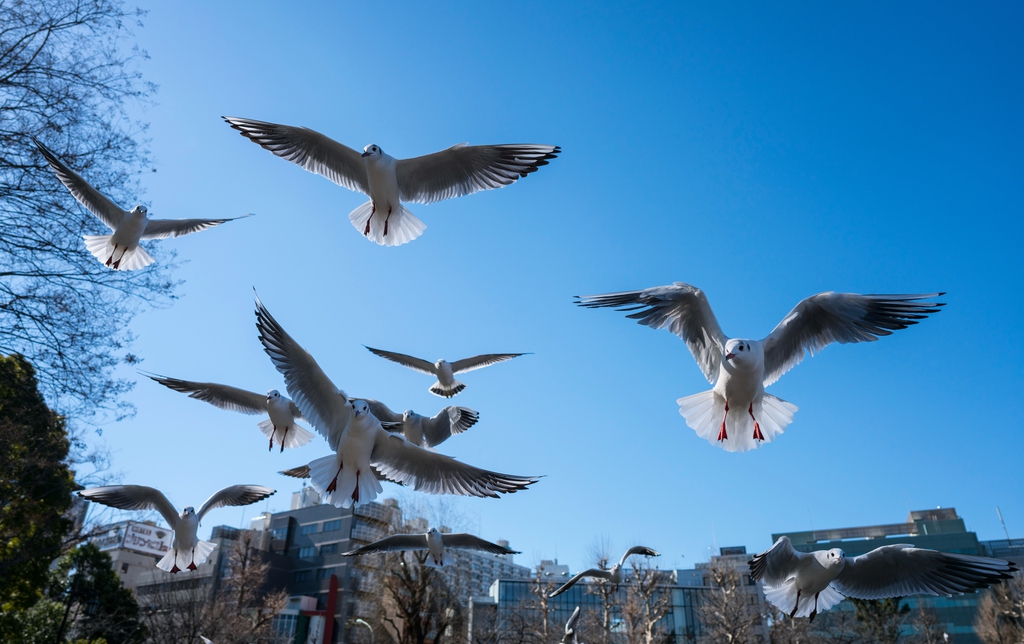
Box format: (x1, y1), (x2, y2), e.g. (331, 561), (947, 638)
(723, 339), (760, 370)
(428, 527), (439, 535)
(361, 144), (383, 158)
(436, 359), (449, 369)
(351, 399), (369, 417)
(267, 389), (281, 402)
(183, 506), (195, 516)
(133, 205), (148, 216)
(826, 548), (845, 568)
(403, 410), (415, 421)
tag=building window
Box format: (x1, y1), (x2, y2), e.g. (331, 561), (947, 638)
(321, 543), (339, 555)
(323, 519), (341, 532)
(316, 567), (335, 580)
(294, 570), (313, 582)
(298, 546), (316, 558)
(270, 527), (287, 541)
(120, 563), (129, 573)
(300, 523), (319, 535)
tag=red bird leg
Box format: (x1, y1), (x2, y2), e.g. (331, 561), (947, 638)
(187, 547), (197, 571)
(351, 470), (360, 502)
(269, 426), (276, 451)
(364, 204), (376, 235)
(383, 206), (392, 236)
(809, 593), (820, 623)
(717, 401), (729, 441)
(170, 550), (180, 573)
(279, 426), (289, 453)
(326, 463), (342, 493)
(749, 404), (764, 441)
(106, 244), (117, 266)
(790, 589), (802, 618)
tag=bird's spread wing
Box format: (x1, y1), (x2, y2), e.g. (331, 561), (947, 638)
(364, 346), (437, 376)
(78, 485), (179, 529)
(833, 545), (1016, 599)
(550, 569), (613, 597)
(341, 534), (427, 555)
(422, 407), (479, 447)
(618, 545), (660, 566)
(450, 353), (528, 375)
(256, 294), (351, 450)
(197, 485), (275, 520)
(279, 465), (311, 479)
(370, 429), (539, 497)
(443, 533), (519, 554)
(749, 536), (806, 587)
(141, 214), (252, 239)
(575, 282), (728, 384)
(360, 398), (403, 423)
(761, 292), (944, 387)
(32, 137), (125, 230)
(563, 606), (581, 643)
(223, 117), (369, 194)
(396, 143), (559, 204)
(144, 373), (267, 415)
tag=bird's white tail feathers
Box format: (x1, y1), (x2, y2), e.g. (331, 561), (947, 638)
(257, 419), (315, 449)
(430, 380), (466, 398)
(424, 555), (445, 569)
(308, 454), (383, 509)
(83, 235), (154, 271)
(348, 201), (426, 247)
(156, 540), (217, 573)
(763, 580), (845, 618)
(676, 391), (798, 453)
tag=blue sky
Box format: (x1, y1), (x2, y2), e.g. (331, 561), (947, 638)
(83, 1), (1024, 572)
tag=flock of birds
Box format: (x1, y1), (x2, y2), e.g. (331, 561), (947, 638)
(31, 115), (1016, 631)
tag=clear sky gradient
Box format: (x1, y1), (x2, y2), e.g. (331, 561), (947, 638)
(80, 1), (1024, 573)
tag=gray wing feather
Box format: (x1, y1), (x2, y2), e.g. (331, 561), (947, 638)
(833, 545), (1016, 599)
(364, 346), (437, 376)
(761, 292), (945, 387)
(255, 294), (351, 450)
(563, 606), (581, 643)
(421, 407), (479, 447)
(575, 282), (728, 385)
(360, 398), (403, 423)
(279, 465), (311, 479)
(197, 485), (275, 520)
(749, 536), (806, 587)
(144, 373), (267, 415)
(550, 569), (613, 597)
(370, 429), (539, 498)
(450, 353), (528, 375)
(396, 143), (560, 204)
(78, 485), (179, 529)
(32, 137), (125, 229)
(443, 533), (519, 554)
(342, 534), (428, 555)
(618, 545), (660, 566)
(141, 214), (252, 239)
(223, 117), (369, 193)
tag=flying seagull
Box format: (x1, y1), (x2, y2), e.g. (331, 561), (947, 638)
(360, 397), (479, 448)
(750, 536), (1016, 622)
(255, 294), (540, 507)
(77, 484), (275, 573)
(144, 373), (314, 452)
(562, 607), (582, 644)
(576, 283), (944, 452)
(364, 346), (528, 397)
(341, 527), (517, 567)
(549, 546), (660, 597)
(32, 138), (251, 270)
(223, 117), (559, 246)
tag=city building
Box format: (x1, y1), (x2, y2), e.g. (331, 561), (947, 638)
(88, 520), (174, 591)
(773, 507), (1015, 644)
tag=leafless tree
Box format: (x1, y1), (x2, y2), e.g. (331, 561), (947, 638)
(1, 0), (178, 426)
(766, 605), (818, 644)
(975, 572), (1024, 644)
(372, 548), (464, 644)
(621, 558), (673, 644)
(140, 533), (286, 643)
(585, 539), (617, 644)
(812, 609), (862, 644)
(698, 564), (762, 644)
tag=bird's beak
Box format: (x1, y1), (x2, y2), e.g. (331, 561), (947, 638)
(725, 352), (735, 361)
(361, 151), (371, 157)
